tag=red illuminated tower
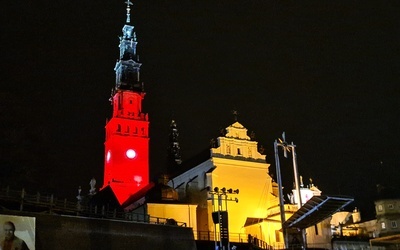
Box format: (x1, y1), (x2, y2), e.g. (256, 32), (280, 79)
(102, 1), (150, 206)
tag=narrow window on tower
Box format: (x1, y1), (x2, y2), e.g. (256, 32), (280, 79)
(118, 95), (122, 107)
(126, 126), (130, 134)
(133, 127), (138, 135)
(117, 124), (121, 133)
(127, 69), (135, 85)
(237, 148), (241, 155)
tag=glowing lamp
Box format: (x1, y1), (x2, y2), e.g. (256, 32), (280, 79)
(106, 150), (111, 162)
(126, 149), (136, 159)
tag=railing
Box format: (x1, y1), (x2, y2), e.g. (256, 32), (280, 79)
(195, 230), (274, 249)
(0, 187), (186, 227)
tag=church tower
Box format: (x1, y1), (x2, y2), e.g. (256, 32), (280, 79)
(102, 1), (150, 206)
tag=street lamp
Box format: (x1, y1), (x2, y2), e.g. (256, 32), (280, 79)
(209, 187), (239, 250)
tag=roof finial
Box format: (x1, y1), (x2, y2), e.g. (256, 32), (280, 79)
(231, 110), (239, 122)
(125, 0), (133, 23)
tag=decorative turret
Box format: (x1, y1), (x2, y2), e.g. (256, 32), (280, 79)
(167, 120), (182, 171)
(114, 0), (143, 92)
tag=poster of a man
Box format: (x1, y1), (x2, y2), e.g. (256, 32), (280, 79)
(1, 221), (29, 250)
(0, 215), (35, 250)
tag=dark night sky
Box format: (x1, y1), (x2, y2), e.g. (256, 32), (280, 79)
(1, 0), (399, 219)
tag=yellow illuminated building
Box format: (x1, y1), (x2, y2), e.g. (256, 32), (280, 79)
(145, 120), (357, 249)
(148, 121), (289, 247)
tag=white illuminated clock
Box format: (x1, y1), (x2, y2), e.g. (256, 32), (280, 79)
(106, 150), (111, 163)
(126, 149), (136, 159)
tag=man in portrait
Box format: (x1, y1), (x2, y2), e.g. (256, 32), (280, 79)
(1, 221), (29, 250)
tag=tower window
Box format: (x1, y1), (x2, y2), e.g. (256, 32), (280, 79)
(117, 124), (121, 132)
(118, 96), (122, 109)
(388, 204), (394, 209)
(391, 221), (398, 228)
(381, 222), (386, 229)
(237, 148), (241, 155)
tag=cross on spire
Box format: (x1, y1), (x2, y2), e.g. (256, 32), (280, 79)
(125, 0), (133, 23)
(231, 110), (239, 121)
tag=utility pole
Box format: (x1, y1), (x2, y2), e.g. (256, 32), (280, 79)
(274, 132), (304, 249)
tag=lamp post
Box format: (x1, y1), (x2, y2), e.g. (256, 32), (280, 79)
(209, 187), (239, 250)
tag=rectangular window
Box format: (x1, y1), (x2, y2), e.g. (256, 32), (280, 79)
(381, 222), (386, 229)
(378, 204), (383, 212)
(388, 204), (394, 209)
(391, 221), (398, 228)
(314, 224), (319, 235)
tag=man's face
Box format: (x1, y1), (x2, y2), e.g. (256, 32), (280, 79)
(3, 224), (15, 240)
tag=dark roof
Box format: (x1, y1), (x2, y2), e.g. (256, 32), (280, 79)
(92, 182), (155, 209)
(168, 148), (211, 178)
(283, 195), (354, 229)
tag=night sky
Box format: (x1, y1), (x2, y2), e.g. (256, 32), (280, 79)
(1, 0), (399, 219)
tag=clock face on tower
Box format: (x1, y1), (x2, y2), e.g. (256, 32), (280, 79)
(106, 150), (111, 163)
(126, 149), (136, 159)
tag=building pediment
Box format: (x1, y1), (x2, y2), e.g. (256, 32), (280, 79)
(225, 122), (250, 140)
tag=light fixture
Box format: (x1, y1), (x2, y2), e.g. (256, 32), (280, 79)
(126, 149), (136, 159)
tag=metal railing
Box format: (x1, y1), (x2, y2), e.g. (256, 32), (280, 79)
(195, 230), (274, 249)
(0, 187), (186, 227)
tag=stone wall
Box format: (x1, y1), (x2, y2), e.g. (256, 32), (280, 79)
(1, 211), (197, 250)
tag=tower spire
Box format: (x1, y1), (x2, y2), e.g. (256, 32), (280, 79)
(114, 0), (142, 92)
(125, 0), (133, 23)
(102, 1), (150, 207)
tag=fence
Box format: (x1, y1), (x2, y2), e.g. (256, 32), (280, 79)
(0, 186), (186, 227)
(195, 230), (274, 249)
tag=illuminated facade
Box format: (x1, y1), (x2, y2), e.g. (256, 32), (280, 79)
(375, 198), (400, 237)
(145, 121), (339, 249)
(102, 2), (150, 206)
(163, 121), (284, 246)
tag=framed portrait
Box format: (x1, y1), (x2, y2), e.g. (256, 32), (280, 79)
(0, 214), (35, 250)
